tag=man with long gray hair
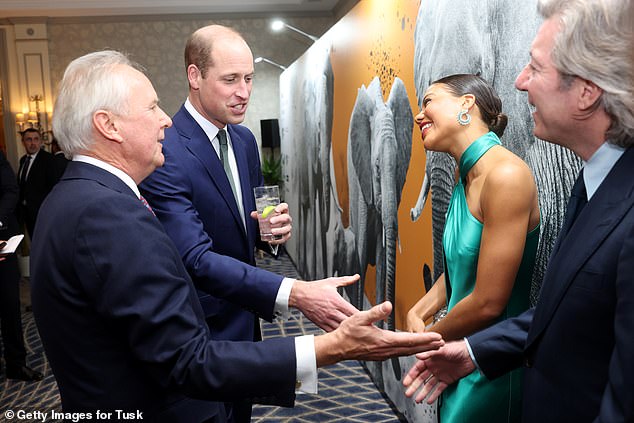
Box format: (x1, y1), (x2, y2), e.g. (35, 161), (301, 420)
(403, 0), (634, 421)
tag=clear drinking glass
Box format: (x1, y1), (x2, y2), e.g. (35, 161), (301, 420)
(253, 185), (281, 254)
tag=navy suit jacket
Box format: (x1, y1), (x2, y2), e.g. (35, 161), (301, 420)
(30, 162), (296, 422)
(141, 105), (282, 342)
(468, 144), (634, 422)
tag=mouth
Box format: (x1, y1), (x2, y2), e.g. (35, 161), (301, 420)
(420, 122), (432, 139)
(230, 103), (247, 114)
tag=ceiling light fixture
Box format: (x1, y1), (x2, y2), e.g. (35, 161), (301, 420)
(255, 57), (287, 71)
(271, 19), (318, 43)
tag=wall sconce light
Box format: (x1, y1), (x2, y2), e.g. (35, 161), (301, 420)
(16, 94), (51, 140)
(271, 19), (318, 43)
(255, 57), (287, 71)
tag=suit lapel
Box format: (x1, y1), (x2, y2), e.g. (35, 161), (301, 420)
(174, 108), (246, 236)
(527, 146), (634, 347)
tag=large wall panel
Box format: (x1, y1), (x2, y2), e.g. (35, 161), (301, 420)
(280, 0), (581, 420)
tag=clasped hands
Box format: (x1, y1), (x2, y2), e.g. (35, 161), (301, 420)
(403, 340), (476, 404)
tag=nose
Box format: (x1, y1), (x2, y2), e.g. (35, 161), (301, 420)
(235, 79), (251, 100)
(414, 110), (425, 127)
(159, 107), (172, 129)
(515, 64), (529, 91)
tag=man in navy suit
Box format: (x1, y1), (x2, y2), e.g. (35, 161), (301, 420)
(31, 50), (443, 422)
(140, 25), (354, 422)
(17, 128), (58, 238)
(403, 0), (634, 421)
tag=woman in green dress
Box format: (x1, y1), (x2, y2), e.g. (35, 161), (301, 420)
(406, 74), (540, 422)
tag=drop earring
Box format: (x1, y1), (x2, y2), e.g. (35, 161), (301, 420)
(457, 109), (471, 125)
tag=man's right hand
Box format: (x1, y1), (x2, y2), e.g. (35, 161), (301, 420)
(314, 301), (444, 367)
(403, 340), (476, 404)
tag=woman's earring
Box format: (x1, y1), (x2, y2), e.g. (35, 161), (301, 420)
(457, 109), (471, 125)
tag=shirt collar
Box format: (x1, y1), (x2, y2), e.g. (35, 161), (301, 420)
(582, 141), (626, 200)
(184, 98), (225, 143)
(72, 154), (141, 198)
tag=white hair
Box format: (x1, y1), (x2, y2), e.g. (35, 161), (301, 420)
(52, 50), (143, 156)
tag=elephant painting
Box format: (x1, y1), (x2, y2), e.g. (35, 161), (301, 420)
(280, 42), (334, 282)
(344, 77), (413, 325)
(409, 0), (582, 304)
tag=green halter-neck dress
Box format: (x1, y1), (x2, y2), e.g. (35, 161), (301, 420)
(439, 132), (539, 423)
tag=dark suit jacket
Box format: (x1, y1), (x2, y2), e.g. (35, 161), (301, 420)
(52, 151), (69, 180)
(140, 105), (282, 342)
(18, 149), (57, 235)
(0, 151), (19, 237)
(468, 144), (634, 422)
(30, 161), (297, 422)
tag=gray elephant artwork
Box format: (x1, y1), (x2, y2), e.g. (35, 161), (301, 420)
(280, 1), (583, 420)
(343, 76), (412, 325)
(279, 39), (414, 383)
(280, 42), (334, 283)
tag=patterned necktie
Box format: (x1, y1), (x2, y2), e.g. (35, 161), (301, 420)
(217, 129), (239, 203)
(139, 195), (156, 217)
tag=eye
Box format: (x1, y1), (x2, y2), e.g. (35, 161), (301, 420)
(422, 98), (431, 106)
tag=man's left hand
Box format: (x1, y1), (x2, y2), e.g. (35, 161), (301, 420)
(250, 202), (292, 244)
(289, 275), (360, 332)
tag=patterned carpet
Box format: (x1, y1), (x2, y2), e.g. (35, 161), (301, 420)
(0, 250), (405, 422)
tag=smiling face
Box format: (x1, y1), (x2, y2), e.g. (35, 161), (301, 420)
(514, 17), (579, 147)
(188, 33), (254, 129)
(414, 83), (465, 152)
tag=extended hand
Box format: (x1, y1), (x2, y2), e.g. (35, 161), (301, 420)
(290, 275), (360, 332)
(403, 340), (475, 403)
(314, 301), (444, 366)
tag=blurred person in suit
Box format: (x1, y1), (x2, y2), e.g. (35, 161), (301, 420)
(0, 150), (42, 381)
(403, 0), (634, 421)
(17, 128), (57, 237)
(31, 50), (444, 422)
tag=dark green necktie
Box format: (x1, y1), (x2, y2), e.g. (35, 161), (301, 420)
(217, 129), (238, 202)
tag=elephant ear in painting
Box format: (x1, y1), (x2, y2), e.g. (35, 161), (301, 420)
(387, 78), (413, 209)
(347, 78), (378, 309)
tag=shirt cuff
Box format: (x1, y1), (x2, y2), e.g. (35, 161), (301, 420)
(464, 337), (483, 374)
(294, 335), (318, 394)
(274, 277), (295, 319)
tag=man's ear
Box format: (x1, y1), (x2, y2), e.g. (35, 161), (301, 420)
(187, 64), (202, 90)
(578, 79), (603, 111)
(93, 110), (124, 143)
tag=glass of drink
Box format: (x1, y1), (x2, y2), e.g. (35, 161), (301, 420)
(253, 185), (281, 254)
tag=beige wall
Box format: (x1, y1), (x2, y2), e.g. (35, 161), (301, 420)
(1, 14), (334, 165)
(47, 16), (333, 151)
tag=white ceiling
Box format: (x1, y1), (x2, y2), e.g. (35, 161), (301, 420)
(0, 0), (351, 19)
